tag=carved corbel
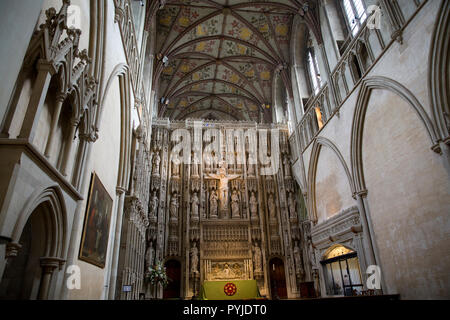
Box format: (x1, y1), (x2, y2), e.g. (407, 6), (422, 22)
(5, 242), (22, 259)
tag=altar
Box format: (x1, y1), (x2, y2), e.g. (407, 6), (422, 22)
(199, 280), (262, 300)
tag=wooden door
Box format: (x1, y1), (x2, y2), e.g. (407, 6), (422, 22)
(269, 258), (287, 299)
(163, 260), (181, 299)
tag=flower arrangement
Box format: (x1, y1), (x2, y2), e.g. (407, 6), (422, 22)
(145, 260), (169, 288)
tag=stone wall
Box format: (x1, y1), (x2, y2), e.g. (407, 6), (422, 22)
(294, 0), (450, 299)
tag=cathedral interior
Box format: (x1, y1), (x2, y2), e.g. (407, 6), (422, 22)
(0, 0), (449, 301)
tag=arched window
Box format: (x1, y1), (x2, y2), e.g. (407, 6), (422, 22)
(307, 49), (322, 95)
(342, 0), (367, 36)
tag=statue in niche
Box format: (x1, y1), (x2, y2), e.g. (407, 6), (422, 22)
(284, 156), (291, 177)
(231, 190), (240, 218)
(308, 240), (317, 270)
(268, 194), (276, 220)
(145, 241), (155, 269)
(158, 231), (164, 251)
(247, 155), (255, 176)
(294, 242), (303, 273)
(204, 152), (214, 172)
(209, 190), (218, 218)
(149, 192), (158, 218)
(192, 154), (200, 176)
(249, 192), (258, 218)
(190, 242), (199, 273)
(253, 243), (262, 272)
(152, 152), (161, 176)
(191, 192), (199, 219)
(172, 159), (180, 177)
(288, 193), (297, 219)
(169, 193), (179, 220)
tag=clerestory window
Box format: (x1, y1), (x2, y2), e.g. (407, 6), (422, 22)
(307, 50), (322, 95)
(342, 0), (367, 36)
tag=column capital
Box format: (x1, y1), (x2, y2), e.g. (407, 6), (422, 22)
(40, 257), (66, 272)
(116, 186), (127, 195)
(56, 93), (67, 103)
(5, 242), (22, 258)
(354, 189), (368, 198)
(36, 59), (57, 75)
(70, 117), (80, 127)
(79, 131), (99, 143)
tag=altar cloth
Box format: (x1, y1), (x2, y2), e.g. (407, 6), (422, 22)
(199, 280), (262, 300)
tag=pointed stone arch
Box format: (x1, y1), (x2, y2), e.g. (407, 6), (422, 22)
(97, 63), (133, 190)
(350, 76), (440, 193)
(429, 0), (450, 144)
(307, 136), (355, 223)
(11, 184), (68, 259)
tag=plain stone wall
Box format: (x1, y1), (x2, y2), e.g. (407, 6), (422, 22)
(0, 0), (44, 126)
(363, 89), (450, 299)
(315, 146), (354, 223)
(302, 0), (450, 299)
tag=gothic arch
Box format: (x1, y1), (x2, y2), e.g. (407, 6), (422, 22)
(97, 63), (132, 190)
(350, 76), (440, 193)
(320, 243), (357, 261)
(307, 136), (355, 223)
(429, 0), (450, 143)
(11, 184), (68, 260)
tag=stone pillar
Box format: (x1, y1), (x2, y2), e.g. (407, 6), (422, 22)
(44, 93), (67, 157)
(18, 62), (54, 142)
(0, 237), (11, 280)
(354, 191), (376, 265)
(38, 257), (62, 300)
(0, 240), (19, 280)
(379, 0), (404, 43)
(107, 188), (126, 300)
(354, 190), (386, 292)
(60, 118), (80, 176)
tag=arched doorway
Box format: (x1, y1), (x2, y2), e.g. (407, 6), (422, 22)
(269, 258), (287, 300)
(163, 260), (181, 299)
(320, 245), (363, 296)
(0, 199), (65, 300)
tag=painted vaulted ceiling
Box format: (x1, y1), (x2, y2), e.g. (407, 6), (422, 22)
(151, 0), (320, 122)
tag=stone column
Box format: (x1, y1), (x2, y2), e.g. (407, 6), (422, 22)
(379, 0), (404, 43)
(354, 191), (376, 265)
(38, 257), (62, 300)
(0, 237), (12, 280)
(0, 241), (20, 280)
(354, 190), (386, 292)
(44, 93), (67, 157)
(107, 188), (126, 299)
(18, 62), (54, 142)
(60, 118), (80, 176)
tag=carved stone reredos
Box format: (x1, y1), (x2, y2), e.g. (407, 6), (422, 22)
(145, 119), (302, 297)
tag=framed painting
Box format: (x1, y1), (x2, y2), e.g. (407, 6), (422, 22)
(79, 172), (113, 268)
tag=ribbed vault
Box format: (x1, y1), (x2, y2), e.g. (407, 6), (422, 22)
(150, 0), (321, 122)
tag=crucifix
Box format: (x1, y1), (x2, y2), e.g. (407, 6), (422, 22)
(206, 162), (241, 214)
